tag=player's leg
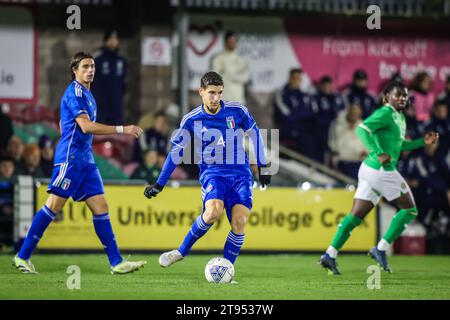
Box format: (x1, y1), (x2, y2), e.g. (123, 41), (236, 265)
(180, 198), (224, 254)
(319, 198), (374, 275)
(369, 177), (417, 273)
(326, 198), (374, 258)
(320, 164), (380, 275)
(159, 177), (227, 267)
(81, 164), (145, 274)
(159, 199), (224, 267)
(179, 198), (224, 254)
(85, 194), (122, 266)
(14, 193), (67, 273)
(223, 204), (249, 264)
(222, 176), (252, 264)
(85, 194), (146, 274)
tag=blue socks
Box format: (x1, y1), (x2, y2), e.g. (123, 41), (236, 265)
(178, 214), (212, 256)
(93, 213), (123, 267)
(224, 230), (245, 264)
(18, 205), (56, 260)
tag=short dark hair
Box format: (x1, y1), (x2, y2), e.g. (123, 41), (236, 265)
(200, 71), (224, 88)
(104, 29), (119, 42)
(433, 99), (448, 109)
(384, 80), (407, 96)
(353, 69), (367, 80)
(224, 30), (236, 43)
(289, 68), (303, 78)
(70, 51), (94, 80)
(320, 75), (332, 84)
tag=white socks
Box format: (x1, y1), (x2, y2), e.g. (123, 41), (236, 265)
(326, 246), (338, 258)
(377, 238), (390, 251)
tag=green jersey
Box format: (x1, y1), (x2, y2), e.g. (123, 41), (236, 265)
(356, 104), (425, 171)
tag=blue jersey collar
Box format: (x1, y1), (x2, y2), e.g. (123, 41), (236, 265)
(201, 100), (225, 116)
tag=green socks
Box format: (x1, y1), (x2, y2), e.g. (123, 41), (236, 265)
(330, 214), (363, 251)
(382, 208), (417, 244)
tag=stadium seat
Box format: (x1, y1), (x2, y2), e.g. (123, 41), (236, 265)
(122, 162), (139, 177)
(92, 141), (120, 159)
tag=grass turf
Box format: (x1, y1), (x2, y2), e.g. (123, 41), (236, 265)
(1, 254), (449, 300)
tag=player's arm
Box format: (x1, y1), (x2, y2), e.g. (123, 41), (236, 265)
(402, 131), (439, 151)
(244, 110), (271, 187)
(355, 108), (389, 162)
(75, 114), (142, 137)
(144, 120), (191, 199)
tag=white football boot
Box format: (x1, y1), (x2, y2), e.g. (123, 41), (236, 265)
(159, 249), (184, 267)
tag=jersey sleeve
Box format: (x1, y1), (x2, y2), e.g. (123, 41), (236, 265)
(239, 107), (267, 167)
(156, 116), (193, 187)
(402, 138), (425, 151)
(356, 108), (389, 155)
(67, 92), (89, 120)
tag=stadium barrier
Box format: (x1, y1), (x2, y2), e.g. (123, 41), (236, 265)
(12, 179), (379, 252)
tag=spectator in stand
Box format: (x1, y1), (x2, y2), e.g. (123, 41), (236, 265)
(133, 111), (168, 163)
(436, 75), (450, 113)
(312, 75), (345, 164)
(273, 68), (316, 158)
(404, 100), (425, 140)
(409, 71), (435, 123)
(0, 156), (15, 248)
(6, 136), (24, 170)
(130, 148), (161, 184)
(157, 153), (188, 180)
(0, 156), (14, 181)
(424, 100), (450, 157)
(16, 144), (45, 178)
(342, 69), (377, 119)
(0, 107), (13, 157)
(38, 135), (54, 178)
(91, 29), (128, 125)
(328, 103), (366, 179)
(403, 141), (450, 253)
(211, 30), (250, 104)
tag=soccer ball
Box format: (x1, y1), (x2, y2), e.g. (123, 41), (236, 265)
(204, 257), (235, 283)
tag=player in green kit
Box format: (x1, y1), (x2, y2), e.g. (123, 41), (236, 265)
(319, 81), (439, 275)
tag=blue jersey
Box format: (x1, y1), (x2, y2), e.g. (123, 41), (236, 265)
(157, 100), (266, 186)
(54, 81), (97, 165)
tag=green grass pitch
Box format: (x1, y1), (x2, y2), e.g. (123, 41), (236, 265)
(1, 254), (450, 300)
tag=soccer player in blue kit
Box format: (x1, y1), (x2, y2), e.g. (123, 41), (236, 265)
(13, 52), (146, 274)
(144, 71), (271, 270)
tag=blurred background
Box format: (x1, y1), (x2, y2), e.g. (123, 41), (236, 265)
(0, 0), (449, 255)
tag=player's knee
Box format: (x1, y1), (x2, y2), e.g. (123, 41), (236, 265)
(45, 195), (65, 213)
(231, 215), (247, 232)
(45, 203), (63, 214)
(203, 207), (222, 223)
(92, 203), (109, 215)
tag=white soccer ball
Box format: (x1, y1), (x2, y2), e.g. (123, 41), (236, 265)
(204, 257), (235, 283)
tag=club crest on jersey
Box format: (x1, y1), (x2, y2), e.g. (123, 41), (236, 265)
(205, 184), (213, 193)
(61, 178), (71, 191)
(226, 116), (235, 129)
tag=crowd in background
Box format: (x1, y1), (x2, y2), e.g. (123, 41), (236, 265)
(273, 67), (450, 253)
(1, 30), (450, 253)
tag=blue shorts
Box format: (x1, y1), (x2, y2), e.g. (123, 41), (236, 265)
(200, 175), (253, 223)
(47, 162), (104, 202)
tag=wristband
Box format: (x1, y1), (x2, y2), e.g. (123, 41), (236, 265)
(115, 125), (124, 134)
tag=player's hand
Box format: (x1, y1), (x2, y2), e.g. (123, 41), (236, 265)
(377, 153), (391, 165)
(258, 166), (271, 188)
(424, 131), (439, 145)
(124, 125), (143, 138)
(144, 183), (164, 199)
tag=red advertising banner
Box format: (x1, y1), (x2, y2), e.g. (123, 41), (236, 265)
(288, 34), (450, 95)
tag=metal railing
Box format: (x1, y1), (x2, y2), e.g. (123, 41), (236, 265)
(278, 145), (357, 185)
